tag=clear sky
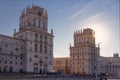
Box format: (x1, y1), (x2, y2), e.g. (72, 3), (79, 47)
(0, 0), (119, 57)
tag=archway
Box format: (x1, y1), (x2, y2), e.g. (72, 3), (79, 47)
(34, 63), (38, 73)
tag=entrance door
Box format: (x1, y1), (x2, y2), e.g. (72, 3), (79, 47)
(9, 66), (13, 72)
(39, 69), (42, 74)
(19, 69), (23, 73)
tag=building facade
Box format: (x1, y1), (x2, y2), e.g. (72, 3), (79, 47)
(0, 5), (54, 73)
(69, 28), (120, 78)
(70, 28), (100, 76)
(53, 57), (70, 74)
(98, 53), (120, 78)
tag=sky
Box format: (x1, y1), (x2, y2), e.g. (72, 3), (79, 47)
(0, 0), (119, 57)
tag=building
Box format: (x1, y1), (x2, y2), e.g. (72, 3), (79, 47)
(70, 28), (100, 76)
(98, 53), (120, 78)
(53, 57), (70, 74)
(0, 5), (54, 73)
(69, 28), (120, 78)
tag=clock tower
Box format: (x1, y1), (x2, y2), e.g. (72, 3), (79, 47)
(14, 5), (54, 73)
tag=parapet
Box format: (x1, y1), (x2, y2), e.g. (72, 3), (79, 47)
(74, 28), (95, 36)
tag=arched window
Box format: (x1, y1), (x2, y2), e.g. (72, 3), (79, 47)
(34, 63), (38, 67)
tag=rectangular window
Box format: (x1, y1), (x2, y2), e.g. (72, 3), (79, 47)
(15, 56), (18, 59)
(10, 61), (12, 64)
(35, 33), (38, 42)
(20, 54), (23, 60)
(5, 43), (8, 47)
(35, 43), (38, 52)
(44, 45), (47, 53)
(33, 18), (36, 26)
(20, 62), (22, 65)
(40, 35), (43, 42)
(40, 44), (43, 53)
(0, 47), (2, 52)
(44, 36), (47, 44)
(5, 60), (7, 64)
(15, 61), (18, 65)
(39, 20), (41, 28)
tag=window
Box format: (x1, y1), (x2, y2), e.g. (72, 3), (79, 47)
(10, 52), (13, 58)
(5, 43), (8, 47)
(29, 58), (32, 62)
(10, 61), (12, 64)
(39, 59), (42, 64)
(44, 36), (47, 43)
(40, 35), (43, 42)
(15, 61), (18, 65)
(15, 48), (19, 51)
(33, 18), (36, 26)
(15, 56), (18, 59)
(35, 43), (38, 52)
(34, 63), (38, 67)
(28, 21), (30, 26)
(20, 54), (23, 60)
(49, 60), (52, 65)
(21, 46), (23, 50)
(5, 60), (7, 64)
(39, 20), (41, 28)
(43, 20), (46, 30)
(36, 19), (39, 27)
(30, 47), (32, 51)
(40, 44), (43, 53)
(38, 11), (42, 16)
(0, 47), (2, 52)
(0, 67), (1, 72)
(20, 62), (22, 65)
(34, 55), (38, 58)
(44, 45), (47, 53)
(35, 33), (38, 42)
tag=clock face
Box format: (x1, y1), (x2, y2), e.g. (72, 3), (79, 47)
(38, 11), (42, 16)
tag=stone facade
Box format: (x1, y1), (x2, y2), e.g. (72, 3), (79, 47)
(53, 57), (70, 74)
(69, 28), (120, 78)
(0, 35), (24, 72)
(98, 53), (120, 78)
(70, 28), (99, 76)
(0, 5), (54, 73)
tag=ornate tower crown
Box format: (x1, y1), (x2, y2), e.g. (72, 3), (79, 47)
(19, 5), (48, 31)
(74, 28), (95, 47)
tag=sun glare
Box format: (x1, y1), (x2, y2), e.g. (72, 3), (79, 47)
(77, 22), (110, 55)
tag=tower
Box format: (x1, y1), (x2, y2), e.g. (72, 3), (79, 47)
(70, 28), (99, 76)
(14, 5), (54, 73)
